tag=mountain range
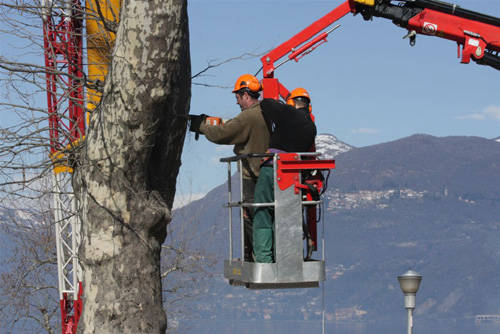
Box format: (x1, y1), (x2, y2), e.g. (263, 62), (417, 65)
(171, 133), (500, 333)
(1, 133), (499, 333)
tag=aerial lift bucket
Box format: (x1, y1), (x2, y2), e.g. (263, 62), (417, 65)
(220, 153), (335, 289)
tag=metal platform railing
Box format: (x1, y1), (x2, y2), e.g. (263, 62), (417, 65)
(220, 152), (323, 262)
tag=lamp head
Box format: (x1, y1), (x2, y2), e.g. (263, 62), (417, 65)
(398, 270), (422, 310)
(398, 270), (422, 294)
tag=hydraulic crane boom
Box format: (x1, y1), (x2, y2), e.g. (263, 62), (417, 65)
(361, 0), (500, 68)
(261, 0), (500, 99)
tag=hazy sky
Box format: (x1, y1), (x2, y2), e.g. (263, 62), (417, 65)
(176, 0), (500, 205)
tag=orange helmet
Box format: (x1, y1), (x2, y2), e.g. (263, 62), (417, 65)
(286, 87), (311, 111)
(232, 74), (262, 93)
(286, 88), (310, 104)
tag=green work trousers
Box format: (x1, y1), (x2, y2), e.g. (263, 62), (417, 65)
(253, 165), (274, 263)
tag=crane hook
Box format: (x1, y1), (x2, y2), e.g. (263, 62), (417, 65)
(403, 30), (417, 47)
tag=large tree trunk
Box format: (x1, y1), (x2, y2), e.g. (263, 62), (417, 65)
(74, 0), (190, 332)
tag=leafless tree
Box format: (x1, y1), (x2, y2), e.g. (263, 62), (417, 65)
(0, 2), (60, 331)
(161, 210), (217, 331)
(0, 191), (59, 334)
(0, 0), (258, 331)
(71, 0), (192, 330)
(0, 0), (191, 332)
(0, 186), (217, 334)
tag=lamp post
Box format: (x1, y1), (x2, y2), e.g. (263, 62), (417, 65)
(398, 270), (422, 334)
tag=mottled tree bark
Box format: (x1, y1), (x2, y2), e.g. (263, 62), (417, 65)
(73, 0), (190, 332)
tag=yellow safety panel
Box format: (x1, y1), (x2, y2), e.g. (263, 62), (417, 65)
(50, 137), (85, 174)
(50, 1), (122, 174)
(53, 165), (74, 174)
(51, 148), (73, 174)
(354, 0), (375, 6)
(86, 0), (122, 123)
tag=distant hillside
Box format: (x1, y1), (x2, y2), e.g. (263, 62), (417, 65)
(332, 134), (500, 198)
(171, 134), (500, 332)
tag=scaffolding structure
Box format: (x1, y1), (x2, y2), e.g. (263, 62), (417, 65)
(42, 0), (84, 332)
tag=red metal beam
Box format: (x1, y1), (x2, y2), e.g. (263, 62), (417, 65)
(260, 0), (353, 79)
(276, 153), (335, 191)
(43, 1), (85, 154)
(407, 8), (500, 64)
(42, 3), (84, 334)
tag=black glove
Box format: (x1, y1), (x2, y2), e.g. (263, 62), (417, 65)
(188, 114), (207, 140)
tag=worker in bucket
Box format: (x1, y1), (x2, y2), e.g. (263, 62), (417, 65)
(253, 88), (317, 263)
(189, 74), (270, 262)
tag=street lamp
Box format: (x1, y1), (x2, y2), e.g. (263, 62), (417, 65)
(398, 270), (422, 334)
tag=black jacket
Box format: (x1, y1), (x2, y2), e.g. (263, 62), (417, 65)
(260, 98), (316, 153)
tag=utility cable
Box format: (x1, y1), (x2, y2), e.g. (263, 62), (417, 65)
(254, 65), (263, 77)
(321, 199), (326, 334)
(322, 281), (325, 334)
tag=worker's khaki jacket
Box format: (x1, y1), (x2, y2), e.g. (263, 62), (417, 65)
(200, 102), (270, 179)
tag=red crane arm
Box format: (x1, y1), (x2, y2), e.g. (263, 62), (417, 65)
(260, 1), (354, 79)
(355, 0), (500, 69)
(406, 8), (500, 64)
(260, 0), (500, 100)
(260, 1), (356, 99)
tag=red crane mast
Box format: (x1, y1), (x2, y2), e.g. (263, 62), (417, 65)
(42, 0), (85, 333)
